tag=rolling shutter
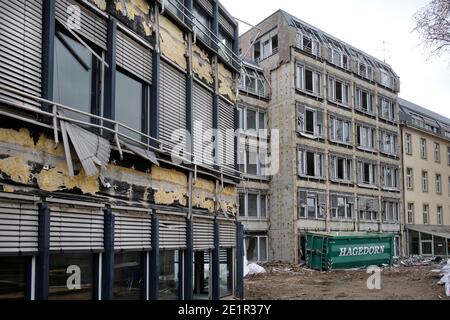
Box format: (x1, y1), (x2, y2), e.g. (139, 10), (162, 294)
(160, 61), (187, 147)
(218, 98), (235, 172)
(357, 197), (368, 211)
(159, 215), (187, 249)
(49, 202), (104, 252)
(0, 0), (42, 108)
(192, 81), (214, 166)
(197, 0), (213, 15)
(114, 209), (151, 251)
(56, 0), (107, 50)
(0, 198), (38, 254)
(116, 30), (152, 84)
(219, 219), (236, 248)
(193, 216), (214, 250)
(218, 13), (234, 36)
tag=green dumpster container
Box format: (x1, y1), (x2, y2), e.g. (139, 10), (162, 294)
(306, 232), (394, 271)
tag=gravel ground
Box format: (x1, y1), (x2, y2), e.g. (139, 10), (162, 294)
(244, 263), (450, 300)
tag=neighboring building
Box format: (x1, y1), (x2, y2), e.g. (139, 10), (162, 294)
(0, 0), (243, 300)
(237, 61), (271, 264)
(399, 98), (450, 258)
(238, 10), (402, 263)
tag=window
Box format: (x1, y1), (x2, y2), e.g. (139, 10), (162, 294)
(420, 138), (427, 159)
(219, 248), (233, 298)
(297, 104), (323, 137)
(358, 160), (377, 186)
(238, 106), (267, 131)
(245, 236), (268, 263)
(434, 143), (441, 162)
(358, 197), (379, 222)
(423, 204), (429, 224)
(328, 76), (350, 106)
(254, 30), (278, 61)
(381, 165), (399, 189)
(298, 190), (325, 219)
(358, 62), (373, 80)
(115, 70), (145, 140)
(406, 168), (414, 190)
(436, 174), (442, 194)
(239, 143), (268, 177)
(296, 33), (320, 57)
(356, 124), (376, 150)
(114, 251), (144, 300)
(330, 155), (352, 182)
(193, 5), (212, 45)
(407, 203), (414, 224)
(298, 149), (325, 179)
(405, 133), (412, 155)
(54, 31), (100, 122)
(238, 192), (268, 219)
(355, 87), (374, 115)
(379, 130), (398, 155)
(218, 28), (233, 54)
(296, 64), (322, 96)
(437, 206), (443, 225)
(329, 115), (352, 144)
(379, 97), (396, 122)
(48, 253), (95, 300)
(330, 48), (349, 69)
(380, 69), (394, 89)
(239, 68), (267, 97)
(331, 195), (354, 220)
(159, 250), (181, 300)
(422, 171), (428, 192)
(448, 146), (450, 165)
(448, 176), (450, 196)
(383, 201), (400, 222)
(0, 256), (27, 300)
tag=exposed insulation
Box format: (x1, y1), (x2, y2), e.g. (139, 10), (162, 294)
(154, 187), (187, 206)
(192, 178), (215, 212)
(159, 15), (187, 69)
(218, 186), (237, 216)
(2, 185), (15, 193)
(192, 44), (214, 85)
(89, 0), (107, 10)
(36, 164), (100, 195)
(218, 63), (236, 102)
(0, 156), (30, 184)
(152, 166), (187, 206)
(114, 0), (154, 36)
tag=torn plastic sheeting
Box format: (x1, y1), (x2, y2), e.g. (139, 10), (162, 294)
(122, 142), (159, 166)
(247, 263), (266, 275)
(62, 120), (111, 176)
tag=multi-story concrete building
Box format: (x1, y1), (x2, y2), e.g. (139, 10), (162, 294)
(238, 10), (402, 263)
(0, 0), (244, 300)
(399, 98), (450, 257)
(237, 61), (271, 263)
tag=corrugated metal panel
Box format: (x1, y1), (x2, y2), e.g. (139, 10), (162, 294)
(49, 203), (104, 252)
(116, 30), (152, 84)
(192, 81), (214, 166)
(193, 217), (214, 250)
(159, 216), (187, 249)
(56, 0), (107, 50)
(219, 220), (236, 248)
(218, 13), (234, 36)
(0, 199), (38, 254)
(114, 209), (151, 251)
(218, 98), (235, 172)
(0, 0), (42, 108)
(197, 0), (213, 15)
(159, 61), (187, 147)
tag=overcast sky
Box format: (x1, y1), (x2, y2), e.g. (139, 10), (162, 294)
(222, 0), (450, 118)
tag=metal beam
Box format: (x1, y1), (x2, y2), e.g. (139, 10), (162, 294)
(211, 219), (220, 300)
(36, 202), (50, 300)
(41, 0), (56, 109)
(149, 216), (160, 300)
(102, 208), (114, 300)
(103, 18), (117, 123)
(235, 222), (244, 300)
(184, 219), (193, 299)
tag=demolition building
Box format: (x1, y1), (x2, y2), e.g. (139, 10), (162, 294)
(0, 0), (243, 300)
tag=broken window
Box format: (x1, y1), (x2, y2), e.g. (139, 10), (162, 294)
(356, 124), (375, 150)
(329, 115), (352, 144)
(381, 165), (399, 189)
(331, 195), (353, 220)
(296, 33), (320, 57)
(298, 191), (325, 219)
(245, 236), (267, 263)
(253, 41), (261, 61)
(297, 104), (323, 137)
(379, 130), (397, 155)
(358, 197), (379, 221)
(328, 76), (350, 106)
(330, 155), (352, 182)
(298, 149), (324, 178)
(296, 64), (322, 96)
(254, 29), (278, 61)
(355, 87), (374, 114)
(358, 160), (377, 185)
(358, 62), (373, 80)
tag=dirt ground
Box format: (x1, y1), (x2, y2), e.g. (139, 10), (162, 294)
(244, 263), (449, 300)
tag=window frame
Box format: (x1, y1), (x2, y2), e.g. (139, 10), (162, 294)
(405, 133), (412, 155)
(356, 123), (376, 151)
(379, 130), (398, 156)
(381, 164), (399, 190)
(382, 200), (400, 223)
(406, 167), (414, 190)
(331, 195), (354, 220)
(434, 142), (441, 163)
(327, 76), (350, 106)
(423, 204), (430, 225)
(436, 174), (442, 194)
(295, 64), (322, 97)
(238, 191), (269, 220)
(437, 206), (443, 225)
(330, 154), (353, 183)
(420, 138), (427, 159)
(407, 203), (414, 224)
(329, 114), (352, 145)
(422, 170), (429, 192)
(298, 148), (325, 179)
(358, 160), (377, 186)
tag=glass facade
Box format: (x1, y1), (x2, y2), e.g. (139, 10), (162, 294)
(159, 250), (181, 300)
(114, 251), (144, 300)
(219, 249), (233, 298)
(0, 256), (27, 300)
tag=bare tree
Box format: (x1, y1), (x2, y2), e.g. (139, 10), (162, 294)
(413, 0), (450, 58)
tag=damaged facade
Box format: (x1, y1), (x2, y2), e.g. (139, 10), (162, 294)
(238, 10), (403, 264)
(0, 0), (243, 300)
(399, 99), (450, 258)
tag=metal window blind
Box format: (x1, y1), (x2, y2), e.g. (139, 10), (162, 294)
(114, 209), (152, 251)
(159, 216), (187, 249)
(218, 219), (236, 248)
(218, 98), (235, 172)
(192, 81), (213, 166)
(218, 13), (234, 36)
(197, 0), (213, 15)
(193, 216), (214, 250)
